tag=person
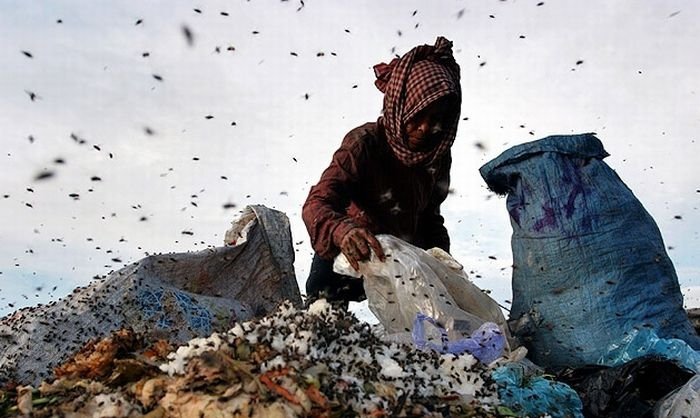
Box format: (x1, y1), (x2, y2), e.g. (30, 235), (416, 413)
(302, 36), (462, 305)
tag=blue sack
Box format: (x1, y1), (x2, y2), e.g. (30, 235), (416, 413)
(492, 362), (584, 418)
(412, 313), (506, 364)
(480, 133), (700, 367)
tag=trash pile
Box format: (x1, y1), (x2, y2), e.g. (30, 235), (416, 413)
(0, 300), (520, 418)
(0, 205), (302, 387)
(3, 133), (699, 417)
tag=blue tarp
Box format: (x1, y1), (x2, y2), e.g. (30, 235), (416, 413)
(480, 133), (700, 367)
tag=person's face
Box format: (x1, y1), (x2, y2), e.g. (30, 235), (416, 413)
(404, 97), (455, 152)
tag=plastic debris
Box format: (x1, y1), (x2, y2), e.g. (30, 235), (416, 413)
(492, 362), (584, 418)
(654, 374), (700, 418)
(333, 234), (511, 347)
(598, 328), (700, 372)
(412, 313), (506, 364)
(557, 355), (694, 418)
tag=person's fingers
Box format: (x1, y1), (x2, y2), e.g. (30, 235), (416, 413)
(351, 234), (371, 260)
(340, 228), (385, 269)
(341, 231), (357, 255)
(343, 228), (365, 259)
(340, 236), (360, 271)
(346, 251), (359, 271)
(364, 232), (385, 261)
(360, 230), (385, 261)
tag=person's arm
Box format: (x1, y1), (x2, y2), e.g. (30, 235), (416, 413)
(418, 152), (451, 252)
(302, 133), (364, 260)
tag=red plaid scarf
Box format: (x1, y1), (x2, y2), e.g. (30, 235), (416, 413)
(374, 36), (461, 167)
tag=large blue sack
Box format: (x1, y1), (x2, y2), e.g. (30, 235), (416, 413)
(479, 133), (700, 367)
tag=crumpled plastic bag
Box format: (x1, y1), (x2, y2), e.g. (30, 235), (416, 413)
(654, 374), (700, 418)
(557, 355), (694, 418)
(492, 362), (584, 418)
(333, 234), (511, 348)
(598, 328), (700, 372)
(412, 313), (506, 364)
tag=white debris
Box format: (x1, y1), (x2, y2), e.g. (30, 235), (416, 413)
(261, 355), (287, 372)
(230, 323), (244, 337)
(84, 393), (135, 417)
(377, 353), (405, 379)
(306, 298), (333, 316)
(160, 332), (225, 375)
(158, 299), (500, 415)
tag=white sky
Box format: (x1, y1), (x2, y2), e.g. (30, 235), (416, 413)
(1, 0), (699, 318)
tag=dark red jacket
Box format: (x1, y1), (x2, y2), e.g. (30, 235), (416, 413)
(302, 121), (451, 260)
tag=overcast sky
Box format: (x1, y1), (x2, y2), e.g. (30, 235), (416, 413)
(1, 0), (699, 318)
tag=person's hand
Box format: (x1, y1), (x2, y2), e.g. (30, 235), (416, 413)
(340, 227), (386, 271)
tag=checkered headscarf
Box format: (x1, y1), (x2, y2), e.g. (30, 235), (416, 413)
(374, 36), (461, 167)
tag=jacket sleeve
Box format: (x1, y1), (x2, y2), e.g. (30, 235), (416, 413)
(302, 133), (365, 260)
(418, 152), (451, 253)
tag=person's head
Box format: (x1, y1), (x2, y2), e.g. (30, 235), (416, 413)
(404, 95), (459, 152)
(373, 36), (461, 167)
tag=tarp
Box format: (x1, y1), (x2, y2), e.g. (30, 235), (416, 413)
(480, 133), (700, 367)
(0, 205), (301, 386)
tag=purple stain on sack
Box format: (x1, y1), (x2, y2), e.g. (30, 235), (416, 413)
(508, 205), (522, 227)
(506, 188), (526, 227)
(564, 185), (583, 218)
(533, 205), (557, 232)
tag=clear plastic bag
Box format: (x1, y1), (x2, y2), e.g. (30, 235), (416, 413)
(333, 234), (511, 349)
(654, 374), (700, 418)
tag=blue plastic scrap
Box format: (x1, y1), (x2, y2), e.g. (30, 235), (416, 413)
(599, 328), (700, 372)
(480, 133), (700, 368)
(411, 312), (506, 364)
(492, 363), (584, 418)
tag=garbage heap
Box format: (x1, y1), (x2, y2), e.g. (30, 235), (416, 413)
(0, 205), (302, 387)
(0, 300), (509, 418)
